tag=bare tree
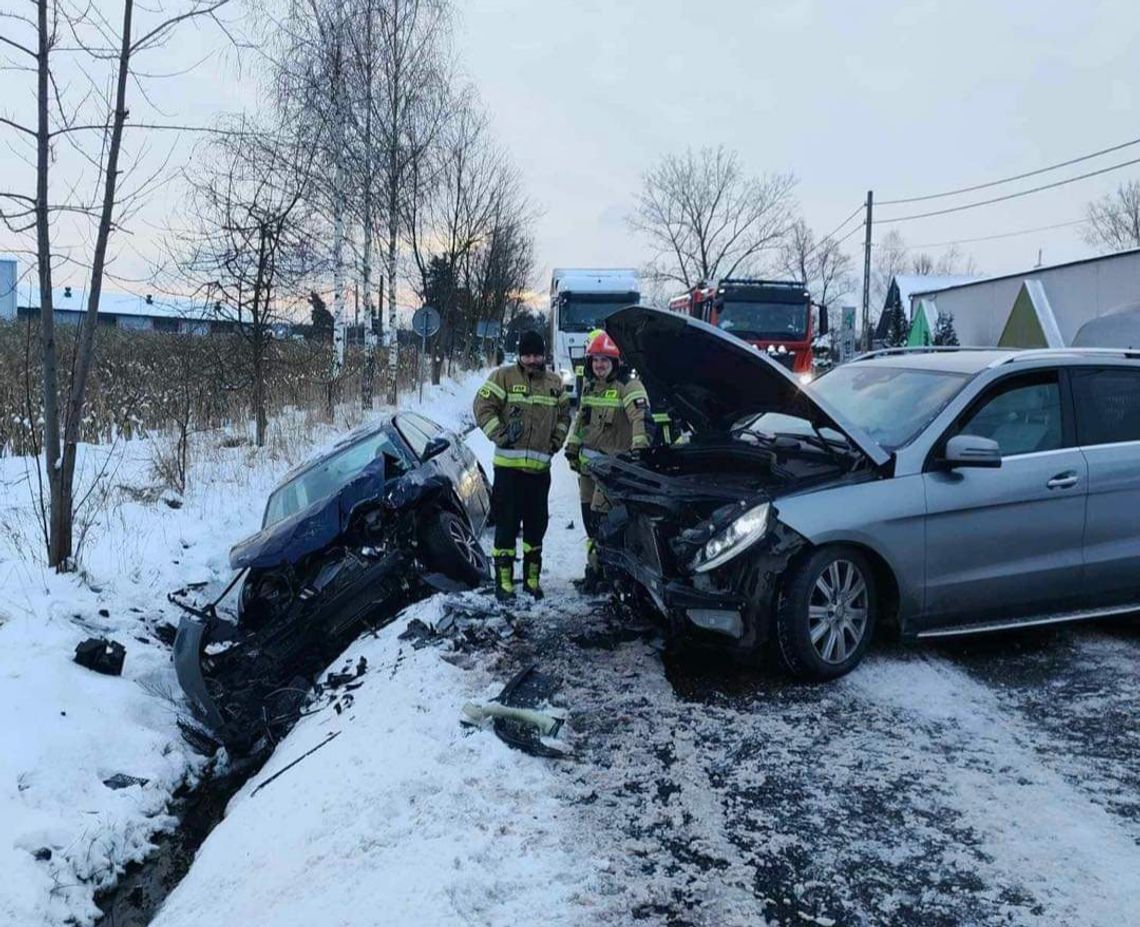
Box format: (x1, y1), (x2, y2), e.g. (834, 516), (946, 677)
(404, 90), (519, 381)
(629, 145), (797, 291)
(1084, 180), (1140, 254)
(1, 0), (231, 569)
(780, 218), (855, 320)
(176, 121), (317, 446)
(368, 0), (452, 404)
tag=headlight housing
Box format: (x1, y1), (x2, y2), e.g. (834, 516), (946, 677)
(559, 368), (574, 386)
(798, 371), (814, 385)
(688, 502), (771, 573)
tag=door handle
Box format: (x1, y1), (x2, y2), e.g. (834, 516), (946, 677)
(1046, 472), (1079, 490)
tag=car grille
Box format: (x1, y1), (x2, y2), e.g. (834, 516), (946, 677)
(767, 351), (795, 370)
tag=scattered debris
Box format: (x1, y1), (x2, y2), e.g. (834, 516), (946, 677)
(103, 773), (150, 790)
(73, 638), (126, 676)
(463, 663), (571, 759)
(33, 848), (52, 862)
(251, 731), (341, 797)
(461, 702), (563, 737)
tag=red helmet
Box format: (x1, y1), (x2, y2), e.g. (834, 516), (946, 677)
(586, 331), (621, 359)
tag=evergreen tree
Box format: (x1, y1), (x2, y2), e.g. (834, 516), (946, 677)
(883, 298), (909, 348)
(933, 311), (960, 346)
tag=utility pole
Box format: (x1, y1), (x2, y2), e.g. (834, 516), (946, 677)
(861, 190), (873, 352)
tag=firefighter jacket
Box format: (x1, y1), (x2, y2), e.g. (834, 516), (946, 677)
(566, 373), (650, 462)
(473, 363), (571, 472)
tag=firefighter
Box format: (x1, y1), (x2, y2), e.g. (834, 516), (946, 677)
(564, 330), (649, 592)
(473, 329), (570, 601)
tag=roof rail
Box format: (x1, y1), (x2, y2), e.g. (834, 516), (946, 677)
(851, 346), (997, 362)
(993, 347), (1140, 366)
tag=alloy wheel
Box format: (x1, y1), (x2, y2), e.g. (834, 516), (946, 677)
(447, 517), (484, 571)
(807, 559), (869, 665)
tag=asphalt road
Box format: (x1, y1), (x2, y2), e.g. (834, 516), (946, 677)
(476, 598), (1140, 927)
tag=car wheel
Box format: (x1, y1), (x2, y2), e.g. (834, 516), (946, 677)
(421, 510), (488, 586)
(775, 546), (877, 680)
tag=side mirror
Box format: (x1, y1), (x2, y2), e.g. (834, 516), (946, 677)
(943, 434), (1001, 469)
(422, 436), (451, 461)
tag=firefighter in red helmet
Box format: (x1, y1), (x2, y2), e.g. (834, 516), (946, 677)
(565, 329), (649, 593)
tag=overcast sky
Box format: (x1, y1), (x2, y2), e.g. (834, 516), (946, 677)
(3, 0), (1139, 312)
(456, 0), (1140, 305)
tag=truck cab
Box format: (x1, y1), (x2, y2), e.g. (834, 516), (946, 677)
(671, 279), (819, 379)
(549, 268), (640, 400)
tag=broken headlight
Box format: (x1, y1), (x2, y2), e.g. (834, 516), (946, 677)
(688, 502), (771, 574)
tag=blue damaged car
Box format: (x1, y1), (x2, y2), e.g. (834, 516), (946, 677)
(173, 412), (490, 754)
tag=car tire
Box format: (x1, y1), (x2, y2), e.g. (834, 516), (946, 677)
(421, 510), (488, 586)
(775, 546), (877, 681)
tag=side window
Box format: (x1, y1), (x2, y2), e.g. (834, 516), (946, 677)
(957, 374), (1064, 457)
(396, 416), (431, 458)
(1071, 368), (1140, 446)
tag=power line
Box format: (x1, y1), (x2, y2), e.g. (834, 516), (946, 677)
(875, 154), (1140, 225)
(879, 135), (1140, 206)
(904, 217), (1088, 250)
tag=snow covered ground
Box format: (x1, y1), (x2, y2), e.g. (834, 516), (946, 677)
(5, 366), (1140, 927)
(0, 372), (487, 927)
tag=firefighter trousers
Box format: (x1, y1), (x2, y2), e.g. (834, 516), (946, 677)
(491, 467), (551, 558)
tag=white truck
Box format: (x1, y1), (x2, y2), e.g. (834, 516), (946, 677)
(548, 268), (640, 401)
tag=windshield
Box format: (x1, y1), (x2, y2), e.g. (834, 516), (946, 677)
(557, 297), (636, 333)
(747, 365), (969, 451)
(716, 300), (808, 341)
(263, 430), (409, 528)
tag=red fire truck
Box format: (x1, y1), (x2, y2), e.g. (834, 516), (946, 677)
(668, 279), (822, 379)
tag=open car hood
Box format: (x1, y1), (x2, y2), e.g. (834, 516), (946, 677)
(605, 306), (890, 468)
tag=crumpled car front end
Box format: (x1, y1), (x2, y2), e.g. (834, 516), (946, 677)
(589, 445), (812, 654)
(174, 464), (485, 755)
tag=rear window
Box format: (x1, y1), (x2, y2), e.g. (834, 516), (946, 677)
(1072, 368), (1140, 446)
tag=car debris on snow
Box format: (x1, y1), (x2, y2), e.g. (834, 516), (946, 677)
(73, 637), (126, 676)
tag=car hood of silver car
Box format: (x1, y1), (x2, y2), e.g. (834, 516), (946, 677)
(604, 306), (891, 468)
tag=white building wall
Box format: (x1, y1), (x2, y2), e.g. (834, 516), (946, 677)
(918, 250), (1140, 347)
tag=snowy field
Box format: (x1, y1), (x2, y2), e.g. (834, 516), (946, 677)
(4, 369), (1140, 927)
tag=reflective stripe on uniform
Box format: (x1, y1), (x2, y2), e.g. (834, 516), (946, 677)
(506, 393), (559, 407)
(631, 434), (649, 449)
(480, 416), (502, 438)
(479, 379), (507, 400)
(581, 394), (622, 409)
(491, 547), (517, 558)
(493, 447), (553, 471)
(622, 387), (649, 407)
(522, 542), (541, 555)
(651, 412), (671, 423)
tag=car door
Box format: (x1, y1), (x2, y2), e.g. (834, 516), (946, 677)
(396, 413), (489, 530)
(922, 370), (1088, 627)
(1070, 366), (1140, 608)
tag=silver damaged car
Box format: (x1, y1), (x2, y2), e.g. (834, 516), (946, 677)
(588, 306), (1140, 679)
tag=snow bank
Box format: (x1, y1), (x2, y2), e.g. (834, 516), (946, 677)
(150, 603), (596, 927)
(0, 371), (488, 926)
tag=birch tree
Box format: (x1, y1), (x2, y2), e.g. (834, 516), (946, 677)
(0, 0), (231, 569)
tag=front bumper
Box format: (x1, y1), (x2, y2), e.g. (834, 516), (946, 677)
(597, 505), (803, 654)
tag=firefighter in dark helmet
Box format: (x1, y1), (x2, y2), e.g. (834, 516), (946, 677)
(473, 329), (570, 600)
(565, 329), (649, 592)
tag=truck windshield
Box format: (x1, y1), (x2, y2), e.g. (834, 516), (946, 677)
(558, 299), (633, 333)
(716, 301), (808, 341)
